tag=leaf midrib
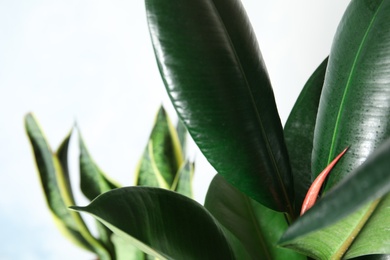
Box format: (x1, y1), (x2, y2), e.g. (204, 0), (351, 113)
(209, 0), (293, 214)
(325, 2), (385, 258)
(332, 199), (380, 259)
(327, 0), (385, 164)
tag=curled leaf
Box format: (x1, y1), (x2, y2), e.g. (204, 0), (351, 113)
(300, 147), (348, 215)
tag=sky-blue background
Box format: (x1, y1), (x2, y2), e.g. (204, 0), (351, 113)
(0, 0), (349, 258)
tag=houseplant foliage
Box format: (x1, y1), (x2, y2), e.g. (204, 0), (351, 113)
(25, 106), (193, 260)
(26, 0), (390, 259)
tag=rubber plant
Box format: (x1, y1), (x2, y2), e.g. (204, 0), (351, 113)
(25, 106), (194, 260)
(28, 0), (390, 259)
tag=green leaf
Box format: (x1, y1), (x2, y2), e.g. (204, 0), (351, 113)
(146, 0), (294, 214)
(280, 138), (390, 259)
(287, 1), (390, 258)
(79, 132), (120, 201)
(352, 255), (390, 260)
(25, 114), (111, 259)
(284, 57), (328, 215)
(56, 130), (75, 203)
(111, 233), (146, 260)
(78, 131), (121, 256)
(312, 0), (390, 191)
(135, 106), (184, 189)
(205, 174), (306, 260)
(71, 187), (247, 260)
(176, 118), (188, 158)
(171, 161), (194, 198)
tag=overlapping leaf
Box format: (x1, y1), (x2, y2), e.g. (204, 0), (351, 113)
(284, 58), (328, 215)
(25, 114), (112, 259)
(205, 174), (305, 260)
(280, 1), (390, 258)
(78, 133), (121, 254)
(312, 0), (390, 189)
(135, 106), (184, 190)
(171, 161), (194, 198)
(72, 187), (250, 259)
(79, 133), (120, 200)
(280, 138), (390, 258)
(146, 0), (294, 214)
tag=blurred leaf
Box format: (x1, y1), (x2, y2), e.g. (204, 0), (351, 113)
(135, 106), (184, 189)
(56, 130), (75, 203)
(284, 57), (328, 215)
(25, 114), (111, 259)
(205, 174), (306, 260)
(352, 254), (390, 260)
(171, 161), (194, 198)
(79, 132), (120, 201)
(72, 187), (249, 259)
(111, 233), (146, 260)
(78, 131), (121, 256)
(146, 0), (294, 214)
(176, 118), (188, 157)
(280, 138), (390, 259)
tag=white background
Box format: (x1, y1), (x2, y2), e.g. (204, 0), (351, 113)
(0, 0), (350, 259)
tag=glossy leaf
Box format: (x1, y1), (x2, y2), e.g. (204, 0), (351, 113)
(146, 0), (294, 214)
(286, 0), (390, 258)
(79, 132), (120, 201)
(135, 106), (184, 189)
(280, 137), (390, 258)
(205, 174), (306, 260)
(312, 0), (390, 191)
(284, 57), (328, 215)
(71, 187), (248, 260)
(25, 114), (111, 259)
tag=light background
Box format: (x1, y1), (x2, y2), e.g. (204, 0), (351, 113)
(0, 0), (350, 259)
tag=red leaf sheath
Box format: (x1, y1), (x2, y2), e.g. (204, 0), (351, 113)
(300, 147), (349, 216)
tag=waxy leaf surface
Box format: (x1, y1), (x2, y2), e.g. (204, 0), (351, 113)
(288, 0), (390, 258)
(146, 0), (293, 213)
(72, 187), (248, 260)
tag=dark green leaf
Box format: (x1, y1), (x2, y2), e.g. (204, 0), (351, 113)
(135, 106), (184, 189)
(205, 174), (306, 260)
(287, 0), (390, 257)
(280, 138), (390, 258)
(312, 0), (390, 191)
(146, 0), (294, 214)
(284, 58), (328, 215)
(72, 187), (248, 260)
